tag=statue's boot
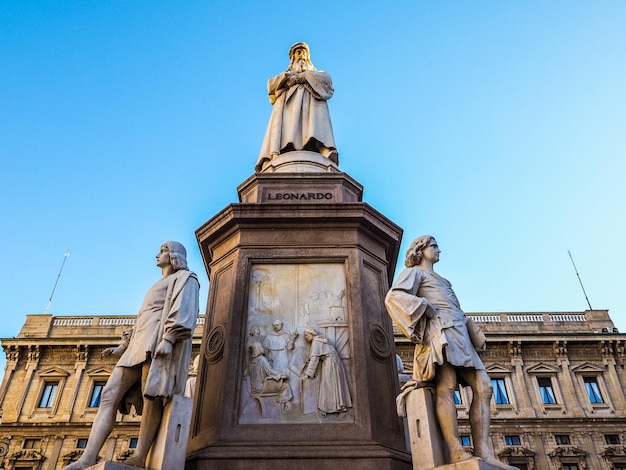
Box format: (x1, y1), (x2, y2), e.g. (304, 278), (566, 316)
(62, 458), (96, 470)
(449, 448), (474, 463)
(123, 455), (147, 468)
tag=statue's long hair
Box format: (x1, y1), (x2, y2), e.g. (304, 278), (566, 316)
(405, 235), (435, 268)
(163, 241), (188, 271)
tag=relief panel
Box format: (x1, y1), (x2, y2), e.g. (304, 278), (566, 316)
(239, 263), (354, 424)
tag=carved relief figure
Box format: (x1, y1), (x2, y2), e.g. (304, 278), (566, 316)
(256, 42), (338, 172)
(184, 355), (201, 399)
(303, 328), (352, 414)
(241, 264), (352, 424)
(385, 236), (517, 469)
(64, 241), (199, 470)
(248, 343), (293, 412)
(262, 320), (297, 374)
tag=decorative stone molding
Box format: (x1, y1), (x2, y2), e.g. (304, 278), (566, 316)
(205, 325), (226, 364)
(369, 323), (391, 361)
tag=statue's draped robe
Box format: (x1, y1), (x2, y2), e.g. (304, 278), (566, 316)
(304, 335), (352, 413)
(256, 70), (337, 171)
(248, 353), (293, 404)
(262, 331), (290, 374)
(116, 270), (199, 407)
(385, 267), (485, 384)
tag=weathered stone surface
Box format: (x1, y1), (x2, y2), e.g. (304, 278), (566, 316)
(189, 172), (409, 469)
(146, 394), (193, 470)
(438, 458), (513, 469)
(404, 386), (447, 469)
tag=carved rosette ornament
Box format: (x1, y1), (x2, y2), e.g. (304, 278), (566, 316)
(205, 325), (226, 364)
(369, 324), (391, 361)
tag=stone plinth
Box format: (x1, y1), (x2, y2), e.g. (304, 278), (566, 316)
(438, 458), (511, 469)
(257, 150), (340, 173)
(83, 463), (142, 470)
(188, 171), (410, 469)
(146, 394), (192, 470)
(405, 386), (448, 469)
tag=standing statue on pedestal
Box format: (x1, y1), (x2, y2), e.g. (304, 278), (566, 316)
(64, 241), (199, 470)
(256, 42), (338, 172)
(385, 236), (517, 470)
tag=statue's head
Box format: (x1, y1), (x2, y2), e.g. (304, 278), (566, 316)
(288, 42), (316, 72)
(303, 327), (317, 342)
(162, 241), (188, 271)
(272, 320), (284, 332)
(249, 324), (261, 336)
(405, 235), (437, 268)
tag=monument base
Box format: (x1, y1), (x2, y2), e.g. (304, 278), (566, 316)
(186, 444), (411, 470)
(84, 463), (140, 470)
(404, 385), (447, 469)
(146, 394), (192, 470)
(438, 458), (511, 470)
(258, 150), (340, 173)
(189, 171), (409, 469)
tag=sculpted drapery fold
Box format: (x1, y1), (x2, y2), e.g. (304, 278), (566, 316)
(386, 267), (484, 383)
(256, 42), (338, 172)
(118, 269), (200, 400)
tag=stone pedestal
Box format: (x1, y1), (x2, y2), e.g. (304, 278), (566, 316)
(146, 394), (193, 470)
(187, 171), (410, 469)
(86, 463), (141, 470)
(405, 386), (448, 469)
(438, 458), (511, 470)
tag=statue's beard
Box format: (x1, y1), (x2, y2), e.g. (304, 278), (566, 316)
(290, 58), (310, 73)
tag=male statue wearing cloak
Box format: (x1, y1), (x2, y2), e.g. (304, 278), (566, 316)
(256, 42), (338, 172)
(385, 236), (517, 470)
(64, 241), (199, 470)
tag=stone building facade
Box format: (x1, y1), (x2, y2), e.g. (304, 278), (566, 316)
(1, 310), (624, 470)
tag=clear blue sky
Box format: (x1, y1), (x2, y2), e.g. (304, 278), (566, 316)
(2, 2), (625, 371)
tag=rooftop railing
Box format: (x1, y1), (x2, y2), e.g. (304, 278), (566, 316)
(468, 313), (586, 323)
(52, 315), (206, 327)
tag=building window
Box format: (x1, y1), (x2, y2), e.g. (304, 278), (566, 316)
(491, 378), (510, 405)
(38, 382), (59, 408)
(561, 464), (579, 470)
(537, 377), (557, 404)
(76, 438), (88, 449)
(613, 464), (626, 470)
(459, 435), (472, 447)
(504, 435), (521, 446)
(555, 434), (571, 445)
(23, 439), (41, 449)
(605, 434), (621, 445)
(454, 388), (462, 405)
(512, 465), (528, 470)
(89, 381), (106, 407)
(583, 377), (604, 404)
(129, 438), (138, 448)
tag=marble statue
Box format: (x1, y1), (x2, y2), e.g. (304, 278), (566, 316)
(303, 328), (352, 414)
(256, 42), (338, 172)
(385, 236), (517, 470)
(63, 241), (200, 470)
